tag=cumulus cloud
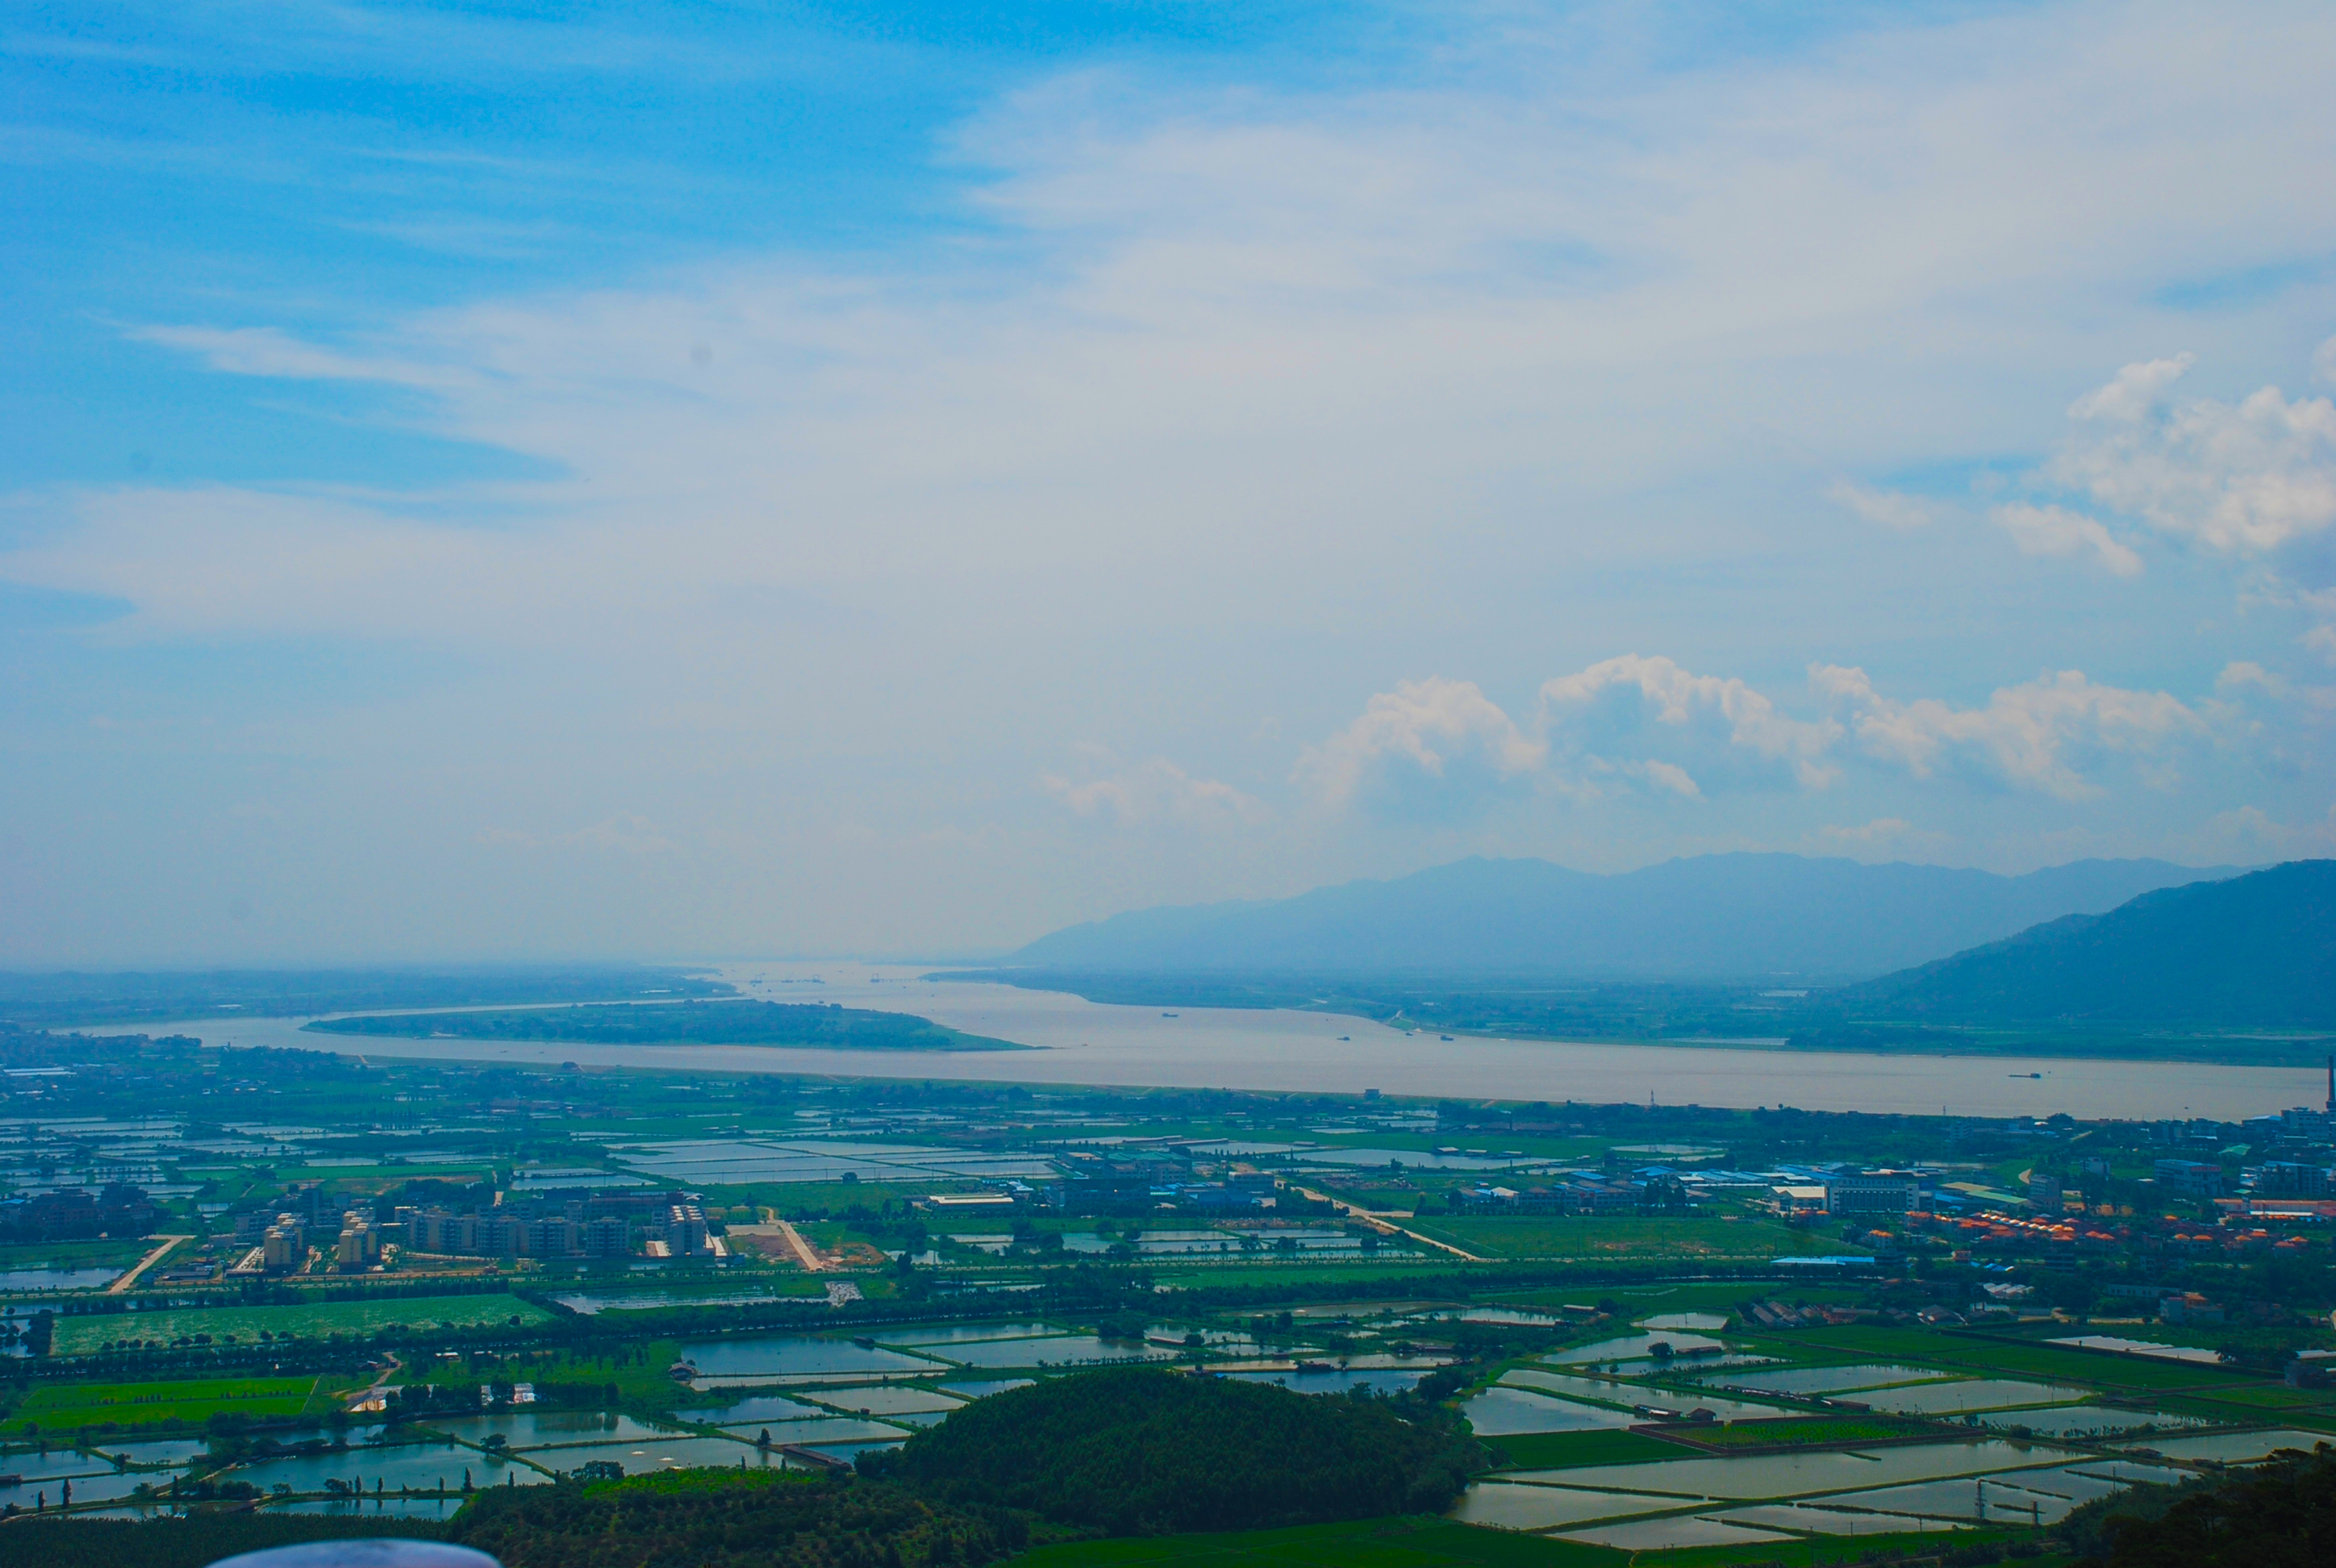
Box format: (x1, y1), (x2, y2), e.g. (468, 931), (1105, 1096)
(1812, 665), (2205, 800)
(1311, 654), (2215, 816)
(1829, 480), (1935, 531)
(2052, 351), (2336, 554)
(1294, 678), (1542, 812)
(1538, 654), (1841, 788)
(1042, 757), (1265, 828)
(1991, 502), (2143, 576)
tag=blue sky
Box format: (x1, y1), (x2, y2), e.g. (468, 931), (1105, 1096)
(5, 1), (2336, 964)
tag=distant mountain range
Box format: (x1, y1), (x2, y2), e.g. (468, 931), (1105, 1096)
(1847, 859), (2336, 1027)
(1008, 853), (2242, 982)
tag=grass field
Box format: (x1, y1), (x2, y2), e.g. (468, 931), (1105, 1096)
(0, 1238), (155, 1272)
(52, 1294), (557, 1356)
(1478, 1430), (1683, 1470)
(5, 1374), (319, 1433)
(1007, 1511), (2052, 1568)
(271, 1166), (495, 1186)
(1673, 1416), (1921, 1448)
(1406, 1216), (1855, 1261)
(1012, 1515), (1626, 1568)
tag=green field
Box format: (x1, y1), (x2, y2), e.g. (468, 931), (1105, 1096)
(1478, 1429), (1683, 1470)
(0, 1238), (155, 1272)
(52, 1294), (556, 1355)
(1012, 1515), (1625, 1568)
(1007, 1511), (2047, 1568)
(6, 1374), (319, 1433)
(1407, 1215), (1854, 1261)
(1673, 1416), (1921, 1448)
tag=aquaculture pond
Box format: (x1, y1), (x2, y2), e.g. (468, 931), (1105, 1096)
(678, 1335), (945, 1379)
(1546, 1332), (1728, 1364)
(0, 1267), (121, 1291)
(426, 1413), (676, 1449)
(1224, 1367), (1429, 1396)
(1561, 1516), (1794, 1550)
(225, 1441), (493, 1495)
(674, 1395), (830, 1425)
(716, 1417), (907, 1445)
(2117, 1428), (2336, 1464)
(933, 1335), (1177, 1368)
(0, 1447), (139, 1483)
(549, 1291), (790, 1316)
(873, 1322), (1056, 1346)
(1452, 1482), (1706, 1530)
(803, 1386), (964, 1416)
(1855, 1379), (2092, 1416)
(1975, 1405), (2214, 1439)
(0, 1469), (153, 1504)
(1518, 1439), (2068, 1500)
(1461, 1387), (1641, 1436)
(269, 1495), (466, 1519)
(1708, 1362), (1954, 1396)
(1712, 1503), (1963, 1537)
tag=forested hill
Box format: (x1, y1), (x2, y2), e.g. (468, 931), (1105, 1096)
(304, 1000), (1024, 1051)
(874, 1366), (1482, 1534)
(1846, 859), (2336, 1027)
(1009, 853), (2237, 981)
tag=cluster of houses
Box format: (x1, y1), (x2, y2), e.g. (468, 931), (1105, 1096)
(227, 1182), (720, 1274)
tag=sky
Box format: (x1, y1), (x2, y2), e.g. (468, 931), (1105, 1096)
(4, 0), (2336, 967)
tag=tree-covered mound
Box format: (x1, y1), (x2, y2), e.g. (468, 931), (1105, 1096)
(0, 1513), (439, 1568)
(448, 1467), (1020, 1568)
(873, 1366), (1483, 1535)
(305, 999), (1023, 1051)
(2065, 1442), (2334, 1567)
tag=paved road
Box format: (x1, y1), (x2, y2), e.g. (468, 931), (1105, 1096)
(108, 1234), (194, 1295)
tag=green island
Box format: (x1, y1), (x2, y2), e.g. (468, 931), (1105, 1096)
(303, 999), (1026, 1051)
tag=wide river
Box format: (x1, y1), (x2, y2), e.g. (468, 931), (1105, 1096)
(86, 960), (2324, 1121)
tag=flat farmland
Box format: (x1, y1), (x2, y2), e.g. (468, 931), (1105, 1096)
(6, 1374), (319, 1432)
(1009, 1514), (1629, 1568)
(1406, 1216), (1853, 1261)
(0, 1237), (155, 1272)
(51, 1293), (556, 1356)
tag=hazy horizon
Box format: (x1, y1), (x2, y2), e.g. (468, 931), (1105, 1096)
(8, 2), (2336, 968)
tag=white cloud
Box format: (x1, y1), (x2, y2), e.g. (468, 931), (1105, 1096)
(2054, 352), (2336, 553)
(1632, 759), (1703, 799)
(1042, 757), (1266, 827)
(1539, 654), (1841, 788)
(2216, 660), (2280, 694)
(1312, 654), (2221, 816)
(2306, 623), (2336, 664)
(1812, 664), (2205, 800)
(1821, 816), (1916, 844)
(2192, 802), (2336, 857)
(124, 324), (465, 390)
(1991, 501), (2143, 576)
(1829, 480), (1935, 531)
(1295, 678), (1542, 810)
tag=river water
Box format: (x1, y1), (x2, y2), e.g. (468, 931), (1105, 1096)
(86, 959), (2323, 1121)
